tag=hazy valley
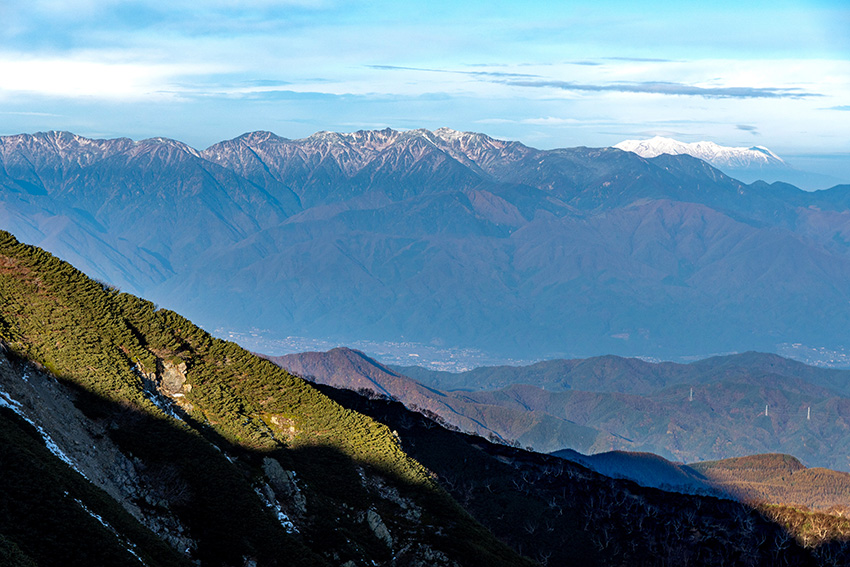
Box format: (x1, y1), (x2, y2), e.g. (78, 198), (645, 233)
(272, 347), (850, 470)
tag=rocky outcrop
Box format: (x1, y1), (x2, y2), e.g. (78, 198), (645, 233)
(262, 457), (307, 516)
(160, 361), (189, 396)
(395, 544), (460, 567)
(0, 350), (197, 557)
(366, 509), (393, 548)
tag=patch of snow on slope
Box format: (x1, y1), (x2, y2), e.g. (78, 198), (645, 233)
(73, 497), (148, 566)
(0, 387), (87, 479)
(253, 486), (299, 533)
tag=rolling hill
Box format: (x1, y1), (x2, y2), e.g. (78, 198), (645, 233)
(275, 347), (850, 470)
(550, 449), (850, 514)
(691, 454), (850, 512)
(269, 347), (605, 452)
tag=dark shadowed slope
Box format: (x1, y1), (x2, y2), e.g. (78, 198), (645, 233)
(320, 385), (846, 566)
(551, 448), (717, 495)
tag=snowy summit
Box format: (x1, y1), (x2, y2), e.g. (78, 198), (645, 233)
(614, 136), (784, 170)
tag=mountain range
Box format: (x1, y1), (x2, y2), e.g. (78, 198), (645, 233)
(2, 128), (850, 363)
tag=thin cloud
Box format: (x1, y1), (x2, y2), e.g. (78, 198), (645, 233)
(604, 56), (677, 63)
(0, 110), (62, 117)
(477, 117), (582, 126)
(242, 79), (292, 87)
(638, 130), (687, 138)
(829, 105), (850, 111)
(367, 64), (540, 79)
(736, 124), (759, 135)
(500, 79), (820, 99)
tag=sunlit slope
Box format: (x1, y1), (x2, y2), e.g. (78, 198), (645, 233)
(692, 454), (850, 511)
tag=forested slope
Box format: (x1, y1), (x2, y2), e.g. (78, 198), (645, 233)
(0, 229), (526, 567)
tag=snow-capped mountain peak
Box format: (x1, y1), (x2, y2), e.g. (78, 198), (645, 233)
(614, 136), (784, 169)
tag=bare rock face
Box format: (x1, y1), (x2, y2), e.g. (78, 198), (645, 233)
(396, 544), (460, 567)
(262, 457), (307, 515)
(143, 359), (194, 414)
(160, 361), (188, 396)
(360, 468), (422, 523)
(366, 509), (393, 548)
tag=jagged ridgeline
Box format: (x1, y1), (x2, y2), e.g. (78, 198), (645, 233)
(0, 230), (528, 567)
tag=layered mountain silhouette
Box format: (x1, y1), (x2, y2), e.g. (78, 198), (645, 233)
(273, 347), (850, 471)
(2, 128), (850, 360)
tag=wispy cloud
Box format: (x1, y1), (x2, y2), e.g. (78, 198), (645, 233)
(0, 56), (210, 99)
(736, 124), (759, 135)
(829, 105), (850, 111)
(499, 79), (820, 99)
(367, 64), (540, 79)
(604, 56), (677, 63)
(635, 130), (688, 138)
(0, 110), (62, 116)
(242, 79), (292, 87)
(477, 117), (583, 126)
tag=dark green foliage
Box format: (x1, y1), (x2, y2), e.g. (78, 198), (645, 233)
(0, 535), (37, 567)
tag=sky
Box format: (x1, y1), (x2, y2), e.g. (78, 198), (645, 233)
(1, 0), (849, 179)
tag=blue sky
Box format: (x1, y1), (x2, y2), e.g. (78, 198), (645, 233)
(1, 0), (848, 178)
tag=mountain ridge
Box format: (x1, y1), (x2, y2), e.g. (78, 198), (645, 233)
(614, 135), (842, 190)
(3, 127), (850, 361)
